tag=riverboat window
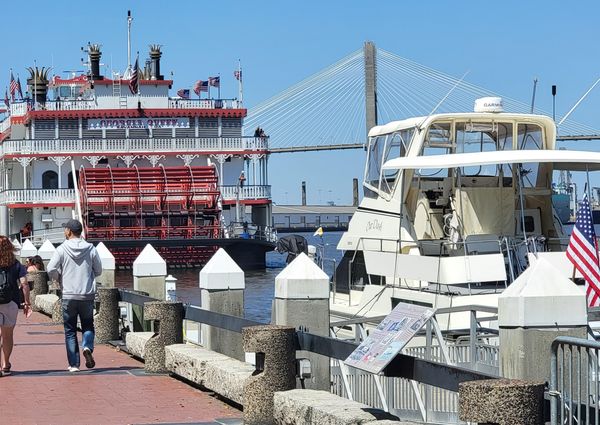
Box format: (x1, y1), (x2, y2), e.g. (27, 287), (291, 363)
(42, 171), (59, 189)
(381, 130), (412, 194)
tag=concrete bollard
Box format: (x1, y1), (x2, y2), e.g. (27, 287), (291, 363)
(165, 275), (177, 302)
(272, 252), (330, 390)
(498, 257), (587, 382)
(38, 240), (56, 269)
(95, 242), (116, 288)
(95, 287), (120, 343)
(243, 325), (296, 425)
(28, 271), (49, 312)
(459, 379), (545, 425)
(20, 239), (37, 264)
(199, 248), (245, 360)
(133, 244), (166, 331)
(52, 299), (63, 324)
(143, 301), (184, 373)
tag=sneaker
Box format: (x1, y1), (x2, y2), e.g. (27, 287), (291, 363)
(67, 366), (80, 373)
(82, 347), (95, 369)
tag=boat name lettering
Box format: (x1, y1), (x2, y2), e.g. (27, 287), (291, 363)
(365, 219), (383, 232)
(88, 118), (190, 130)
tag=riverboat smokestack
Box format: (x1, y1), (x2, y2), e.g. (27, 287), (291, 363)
(89, 44), (104, 80)
(26, 66), (50, 105)
(149, 45), (164, 80)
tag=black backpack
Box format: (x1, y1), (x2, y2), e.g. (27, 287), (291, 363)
(0, 264), (16, 304)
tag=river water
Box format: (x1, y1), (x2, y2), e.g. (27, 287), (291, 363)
(115, 231), (344, 323)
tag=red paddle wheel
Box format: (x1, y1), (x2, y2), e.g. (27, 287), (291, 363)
(79, 165), (221, 266)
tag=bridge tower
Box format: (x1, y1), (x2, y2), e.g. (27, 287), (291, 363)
(364, 41), (378, 140)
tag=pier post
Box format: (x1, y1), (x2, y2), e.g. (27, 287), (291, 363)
(498, 257), (587, 382)
(199, 248), (245, 360)
(242, 325), (296, 425)
(19, 239), (37, 264)
(95, 242), (116, 288)
(272, 252), (330, 390)
(38, 240), (56, 269)
(143, 301), (184, 373)
(95, 287), (120, 343)
(132, 244), (166, 331)
(459, 379), (545, 425)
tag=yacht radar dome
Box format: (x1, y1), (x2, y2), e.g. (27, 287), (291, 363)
(474, 96), (504, 113)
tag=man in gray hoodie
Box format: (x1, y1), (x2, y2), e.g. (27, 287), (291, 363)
(47, 219), (102, 372)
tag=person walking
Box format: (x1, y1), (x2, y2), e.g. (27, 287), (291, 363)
(47, 219), (102, 372)
(0, 236), (31, 377)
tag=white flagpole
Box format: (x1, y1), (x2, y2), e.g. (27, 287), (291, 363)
(218, 73), (221, 99)
(238, 59), (243, 106)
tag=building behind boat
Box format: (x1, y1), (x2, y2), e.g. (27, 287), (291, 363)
(0, 44), (275, 268)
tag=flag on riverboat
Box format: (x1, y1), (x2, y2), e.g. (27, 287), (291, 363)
(193, 80), (208, 94)
(234, 70), (242, 81)
(15, 77), (22, 99)
(176, 89), (190, 99)
(208, 76), (220, 87)
(566, 193), (600, 307)
(129, 58), (139, 95)
(3, 89), (8, 108)
(9, 72), (17, 101)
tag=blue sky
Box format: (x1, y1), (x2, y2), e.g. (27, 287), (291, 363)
(2, 1), (600, 204)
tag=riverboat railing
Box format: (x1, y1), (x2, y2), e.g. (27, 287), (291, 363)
(220, 185), (271, 201)
(8, 98), (242, 116)
(0, 188), (76, 205)
(1, 136), (268, 156)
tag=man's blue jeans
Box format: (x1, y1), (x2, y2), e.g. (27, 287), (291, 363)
(62, 299), (95, 368)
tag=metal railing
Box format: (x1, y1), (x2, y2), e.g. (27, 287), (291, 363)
(330, 305), (499, 422)
(550, 336), (600, 425)
(116, 288), (497, 424)
(1, 136), (268, 156)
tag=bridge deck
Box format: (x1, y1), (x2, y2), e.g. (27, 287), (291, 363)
(0, 311), (241, 425)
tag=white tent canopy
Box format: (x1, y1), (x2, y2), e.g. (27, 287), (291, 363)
(382, 150), (600, 171)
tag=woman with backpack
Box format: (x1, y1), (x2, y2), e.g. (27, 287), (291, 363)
(0, 236), (31, 376)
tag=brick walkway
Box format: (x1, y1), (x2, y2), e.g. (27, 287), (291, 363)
(0, 311), (242, 425)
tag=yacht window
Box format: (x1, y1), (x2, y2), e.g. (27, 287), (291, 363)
(364, 135), (385, 196)
(381, 129), (412, 194)
(518, 124), (545, 188)
(418, 123), (452, 178)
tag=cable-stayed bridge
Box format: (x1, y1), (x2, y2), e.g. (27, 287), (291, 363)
(245, 42), (600, 153)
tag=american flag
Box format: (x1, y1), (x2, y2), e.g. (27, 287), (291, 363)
(9, 72), (17, 101)
(193, 80), (208, 95)
(3, 89), (8, 108)
(176, 89), (190, 99)
(16, 77), (22, 99)
(566, 193), (600, 307)
(129, 57), (139, 95)
(208, 76), (220, 88)
(234, 70), (242, 81)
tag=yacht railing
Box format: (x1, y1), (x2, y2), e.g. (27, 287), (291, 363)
(1, 136), (268, 156)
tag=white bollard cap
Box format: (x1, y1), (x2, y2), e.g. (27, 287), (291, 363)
(200, 248), (245, 290)
(133, 244), (167, 277)
(38, 240), (57, 260)
(275, 253), (329, 299)
(20, 239), (38, 258)
(499, 257), (587, 327)
(95, 242), (116, 270)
